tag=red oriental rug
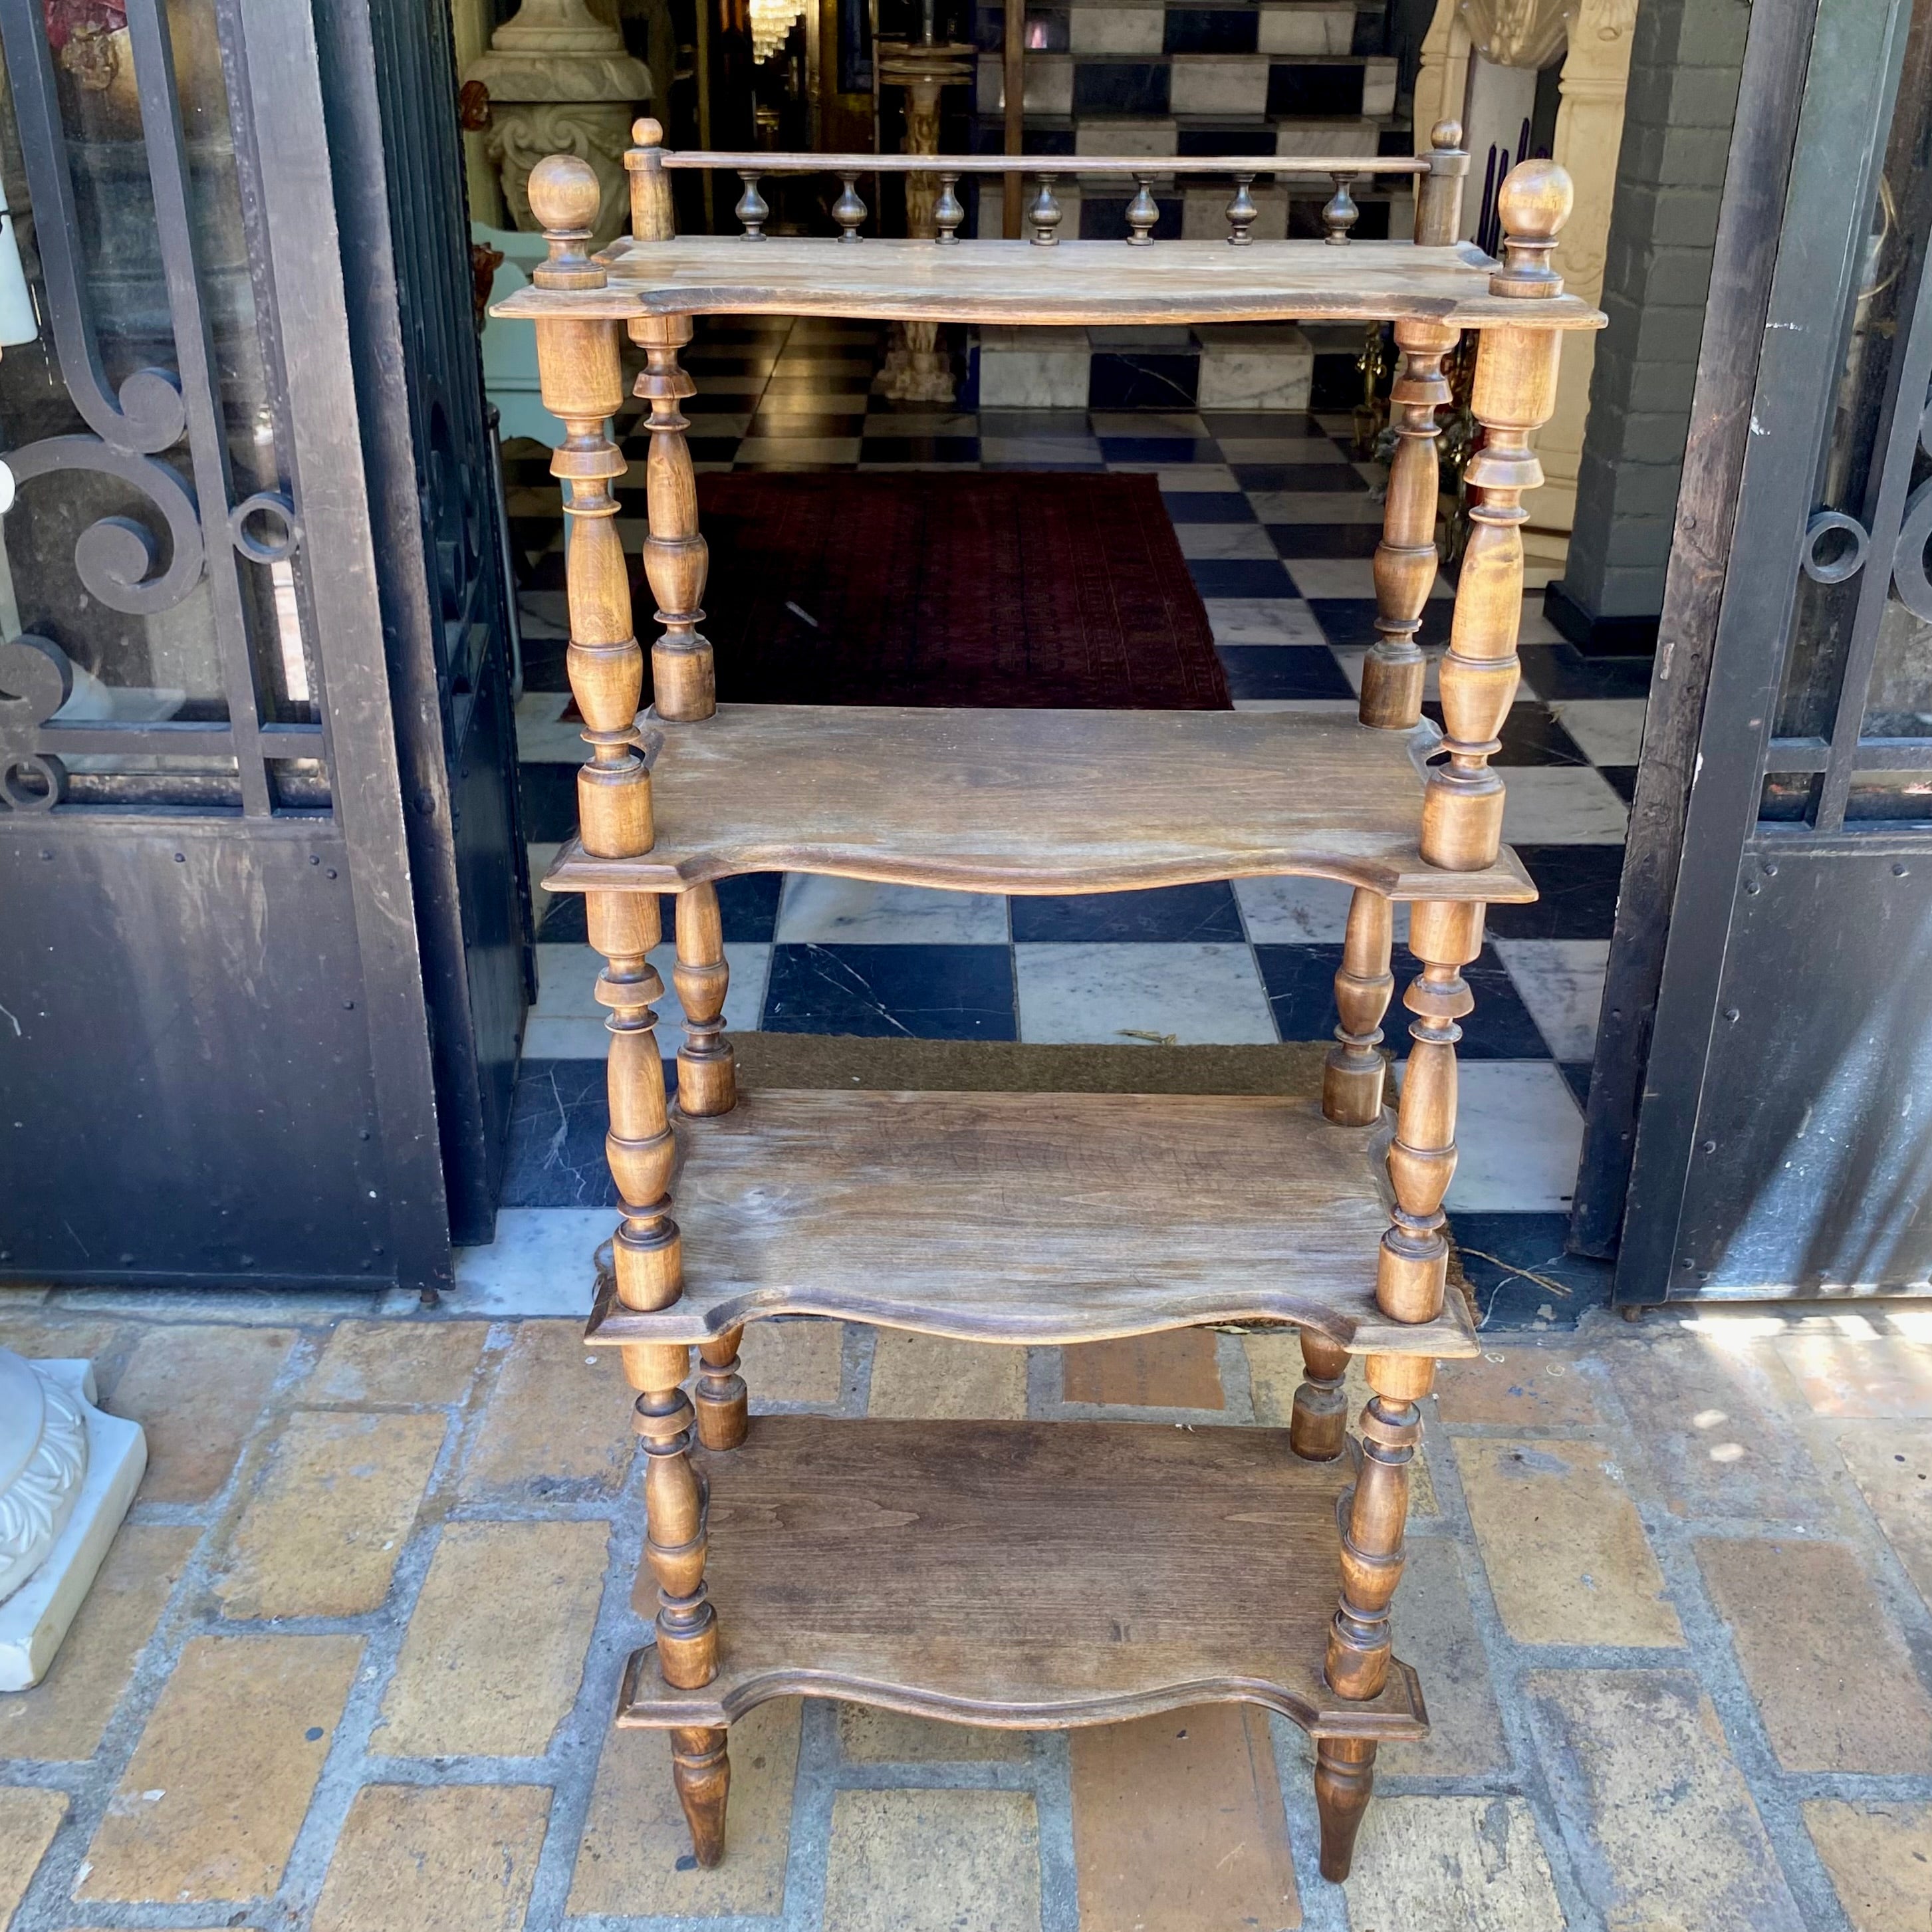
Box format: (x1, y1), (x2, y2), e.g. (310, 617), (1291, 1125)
(685, 470), (1231, 710)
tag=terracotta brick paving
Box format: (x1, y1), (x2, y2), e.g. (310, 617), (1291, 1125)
(1, 1294), (1929, 1931)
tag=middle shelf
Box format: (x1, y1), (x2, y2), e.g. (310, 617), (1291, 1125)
(544, 704), (1537, 902)
(584, 1088), (1477, 1357)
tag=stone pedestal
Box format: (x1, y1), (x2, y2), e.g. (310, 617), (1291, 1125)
(462, 0), (652, 251)
(0, 1354), (145, 1690)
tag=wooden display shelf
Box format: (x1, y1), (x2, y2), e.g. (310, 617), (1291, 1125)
(583, 1089), (1478, 1358)
(544, 705), (1537, 902)
(495, 236), (1606, 331)
(616, 1416), (1429, 1739)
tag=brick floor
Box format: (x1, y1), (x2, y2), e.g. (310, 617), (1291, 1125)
(3, 1294), (1930, 1931)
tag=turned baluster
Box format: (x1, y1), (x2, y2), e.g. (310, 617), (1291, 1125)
(1359, 318), (1457, 731)
(626, 116), (676, 241)
(1422, 166), (1570, 874)
(532, 154), (725, 1864)
(1224, 174), (1258, 245)
(1288, 1330), (1350, 1461)
(1322, 173), (1360, 244)
(674, 880), (736, 1116)
(632, 311), (715, 723)
(1028, 174), (1062, 245)
(735, 172), (769, 239)
(1322, 887), (1395, 1126)
(1413, 120), (1469, 247)
(833, 173), (868, 240)
(935, 172), (964, 243)
(695, 1327), (748, 1451)
(670, 1725), (730, 1868)
(1318, 1352), (1433, 1879)
(1126, 174), (1159, 245)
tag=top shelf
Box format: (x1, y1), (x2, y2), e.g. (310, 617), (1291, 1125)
(493, 238), (1608, 330)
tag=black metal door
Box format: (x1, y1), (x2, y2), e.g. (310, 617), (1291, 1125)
(0, 0), (528, 1291)
(1577, 0), (1932, 1302)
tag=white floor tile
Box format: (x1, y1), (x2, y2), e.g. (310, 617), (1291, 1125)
(513, 691), (583, 763)
(1550, 697), (1648, 766)
(1500, 767), (1630, 845)
(1518, 597), (1565, 646)
(1152, 465), (1241, 491)
(521, 1015), (610, 1058)
(453, 1208), (610, 1316)
(1215, 438), (1362, 465)
(1015, 942), (1278, 1044)
(1175, 523), (1280, 560)
(1234, 875), (1411, 944)
(776, 876), (1009, 944)
(1411, 1060), (1585, 1212)
(1205, 596), (1326, 644)
(733, 437), (864, 464)
(1092, 412), (1207, 436)
(1246, 491), (1387, 524)
(1492, 939), (1610, 1061)
(1284, 557), (1451, 600)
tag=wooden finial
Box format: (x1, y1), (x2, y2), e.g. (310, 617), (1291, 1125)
(627, 118), (677, 242)
(1430, 118), (1463, 151)
(1413, 120), (1469, 246)
(1490, 159), (1572, 297)
(529, 154), (606, 288)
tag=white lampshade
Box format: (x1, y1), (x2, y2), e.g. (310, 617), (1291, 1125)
(0, 158), (39, 349)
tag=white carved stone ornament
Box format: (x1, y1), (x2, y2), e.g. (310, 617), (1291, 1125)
(462, 0), (652, 251)
(1457, 0), (1575, 68)
(0, 1350), (88, 1604)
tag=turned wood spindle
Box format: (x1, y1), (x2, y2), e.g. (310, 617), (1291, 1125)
(673, 880), (736, 1116)
(1224, 174), (1257, 245)
(935, 172), (965, 242)
(626, 118), (676, 243)
(1288, 1330), (1350, 1462)
(634, 1371), (719, 1687)
(1316, 1351), (1435, 1880)
(1322, 174), (1360, 245)
(1126, 175), (1159, 245)
(834, 174), (868, 240)
(694, 1326), (749, 1451)
(670, 1725), (731, 1867)
(1322, 887), (1394, 1127)
(632, 312), (716, 722)
(1375, 900), (1481, 1324)
(1029, 174), (1062, 245)
(1358, 318), (1457, 731)
(1423, 166), (1570, 875)
(1413, 119), (1469, 247)
(735, 171), (769, 239)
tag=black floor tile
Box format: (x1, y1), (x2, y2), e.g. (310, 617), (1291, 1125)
(1448, 1211), (1614, 1329)
(1517, 644), (1656, 701)
(1161, 491), (1259, 523)
(1422, 699), (1591, 767)
(1309, 598), (1453, 650)
(501, 1058), (618, 1208)
(1011, 881), (1244, 943)
(1559, 1061), (1593, 1109)
(1189, 558), (1296, 598)
(1100, 435), (1219, 463)
(1263, 522), (1382, 558)
(747, 412), (868, 438)
(517, 763), (579, 844)
(1216, 645), (1355, 699)
(520, 635), (570, 693)
(1600, 765), (1639, 802)
(1199, 412), (1326, 438)
(857, 437), (981, 463)
(1229, 463), (1369, 492)
(1255, 943), (1548, 1056)
(1089, 358), (1199, 410)
(1484, 845), (1627, 941)
(763, 942), (1018, 1038)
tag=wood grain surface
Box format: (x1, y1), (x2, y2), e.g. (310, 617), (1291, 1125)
(582, 1090), (1479, 1356)
(543, 705), (1537, 901)
(495, 239), (1607, 328)
(616, 1417), (1431, 1736)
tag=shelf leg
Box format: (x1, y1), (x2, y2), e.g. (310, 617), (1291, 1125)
(1322, 888), (1393, 1126)
(1289, 1332), (1350, 1461)
(670, 1724), (731, 1867)
(1358, 319), (1457, 731)
(675, 882), (737, 1116)
(635, 1368), (719, 1689)
(1326, 1352), (1432, 1704)
(695, 1325), (749, 1450)
(1314, 1736), (1377, 1880)
(634, 311), (716, 722)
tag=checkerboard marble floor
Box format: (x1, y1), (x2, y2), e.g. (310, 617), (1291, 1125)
(499, 315), (1655, 1325)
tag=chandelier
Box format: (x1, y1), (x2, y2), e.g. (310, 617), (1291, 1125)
(749, 0), (803, 61)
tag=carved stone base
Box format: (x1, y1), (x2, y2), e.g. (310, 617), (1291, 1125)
(0, 1360), (146, 1691)
(879, 322), (955, 402)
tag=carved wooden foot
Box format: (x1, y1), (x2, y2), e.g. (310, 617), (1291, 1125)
(670, 1725), (730, 1867)
(694, 1326), (749, 1449)
(1289, 1331), (1350, 1461)
(1315, 1736), (1376, 1880)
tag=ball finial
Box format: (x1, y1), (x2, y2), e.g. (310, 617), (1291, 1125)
(1497, 158), (1573, 243)
(1429, 118), (1463, 151)
(528, 154), (601, 236)
(632, 116), (664, 148)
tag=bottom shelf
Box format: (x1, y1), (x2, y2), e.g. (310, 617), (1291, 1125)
(618, 1417), (1427, 1741)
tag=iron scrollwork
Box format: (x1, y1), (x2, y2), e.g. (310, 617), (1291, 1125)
(0, 631), (72, 809)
